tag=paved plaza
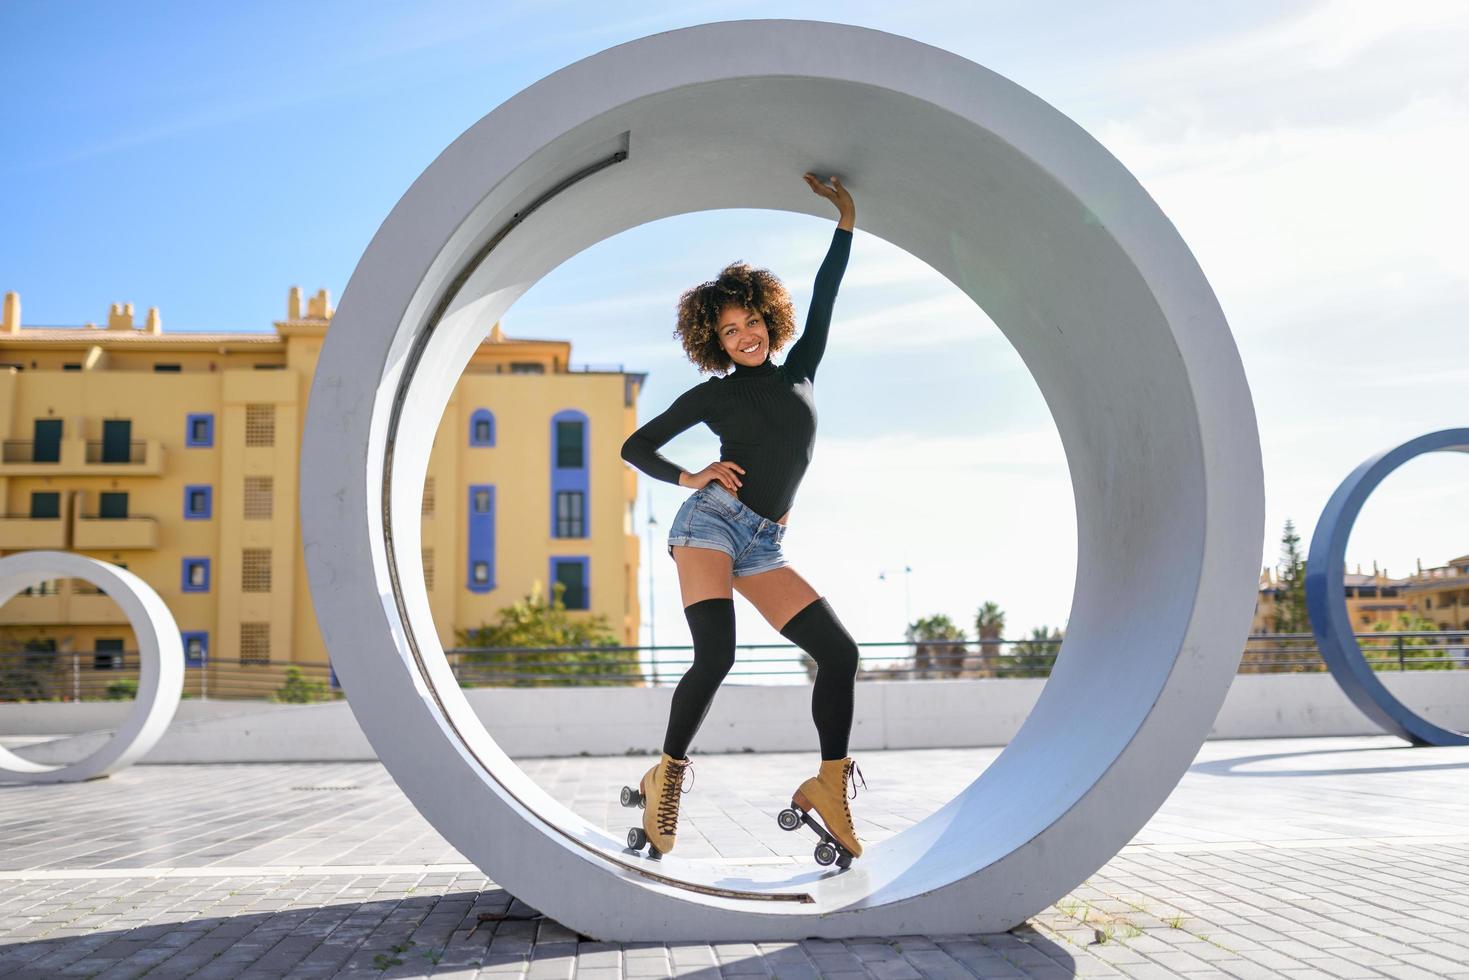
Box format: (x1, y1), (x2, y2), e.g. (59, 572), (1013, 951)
(2, 735), (1468, 978)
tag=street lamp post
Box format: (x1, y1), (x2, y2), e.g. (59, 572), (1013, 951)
(645, 492), (659, 686)
(878, 564), (914, 633)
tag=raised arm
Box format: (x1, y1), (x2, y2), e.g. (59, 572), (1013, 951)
(783, 224), (852, 383)
(785, 173), (855, 383)
(620, 381), (713, 487)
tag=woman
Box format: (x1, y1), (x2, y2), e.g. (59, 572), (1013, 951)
(619, 172), (865, 863)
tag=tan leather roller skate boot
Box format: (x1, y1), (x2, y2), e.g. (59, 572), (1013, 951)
(782, 757), (866, 867)
(621, 752), (693, 858)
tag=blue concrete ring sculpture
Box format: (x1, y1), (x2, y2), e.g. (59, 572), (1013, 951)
(1305, 428), (1469, 746)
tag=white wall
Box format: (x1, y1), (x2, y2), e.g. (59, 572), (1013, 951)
(4, 671), (1467, 764)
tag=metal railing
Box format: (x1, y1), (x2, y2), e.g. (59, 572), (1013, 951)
(2, 441), (56, 464)
(0, 650), (338, 702)
(84, 440), (147, 464)
(75, 514), (158, 523)
(1, 631), (1462, 701)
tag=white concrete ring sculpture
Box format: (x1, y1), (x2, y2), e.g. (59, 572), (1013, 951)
(0, 551), (183, 783)
(301, 20), (1264, 939)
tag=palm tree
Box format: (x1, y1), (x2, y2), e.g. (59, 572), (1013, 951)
(969, 601), (1006, 677)
(1011, 625), (1063, 678)
(905, 614), (968, 679)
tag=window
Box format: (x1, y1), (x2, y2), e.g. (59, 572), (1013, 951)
(467, 484), (495, 593)
(94, 638), (125, 671)
(184, 485), (212, 520)
(182, 631), (208, 667)
(32, 419), (62, 463)
(555, 490), (586, 537)
(421, 477), (436, 517)
(99, 492), (129, 519)
(555, 420), (585, 468)
(469, 409), (495, 446)
(243, 476), (273, 519)
(422, 548), (435, 592)
(240, 623), (270, 666)
(153, 364), (181, 373)
(244, 404), (275, 447)
(241, 549), (272, 593)
(29, 492), (60, 519)
(100, 419), (132, 463)
(62, 363), (81, 371)
(186, 413), (214, 447)
(181, 558), (210, 593)
(553, 558), (588, 610)
(510, 362), (545, 374)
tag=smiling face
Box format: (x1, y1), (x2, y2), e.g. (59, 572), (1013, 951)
(718, 305), (770, 367)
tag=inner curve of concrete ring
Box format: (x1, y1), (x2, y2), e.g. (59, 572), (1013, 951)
(300, 19), (1264, 939)
(0, 550), (184, 783)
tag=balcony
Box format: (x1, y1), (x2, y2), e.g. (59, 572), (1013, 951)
(0, 438), (165, 476)
(0, 590), (64, 625)
(72, 515), (159, 550)
(0, 580), (127, 626)
(0, 515), (68, 550)
(66, 587), (130, 625)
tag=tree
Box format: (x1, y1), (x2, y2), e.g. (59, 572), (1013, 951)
(968, 601), (1007, 677)
(456, 579), (636, 687)
(904, 614), (968, 679)
(1371, 614), (1449, 670)
(1273, 519), (1308, 634)
(1009, 626), (1063, 678)
(273, 665), (331, 703)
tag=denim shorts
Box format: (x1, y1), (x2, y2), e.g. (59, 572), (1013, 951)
(666, 483), (790, 577)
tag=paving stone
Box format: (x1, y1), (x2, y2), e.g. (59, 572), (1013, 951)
(1, 737), (1468, 979)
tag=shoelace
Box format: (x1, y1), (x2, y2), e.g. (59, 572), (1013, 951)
(655, 758), (693, 835)
(840, 759), (866, 827)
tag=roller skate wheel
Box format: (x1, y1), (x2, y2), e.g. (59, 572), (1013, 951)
(814, 842), (838, 866)
(627, 827), (647, 850)
(777, 808), (801, 832)
(620, 785), (641, 808)
(836, 851), (854, 869)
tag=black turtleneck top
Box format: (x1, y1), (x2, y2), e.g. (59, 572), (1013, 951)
(621, 226), (852, 523)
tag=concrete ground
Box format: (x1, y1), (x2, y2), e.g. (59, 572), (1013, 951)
(1, 735), (1467, 979)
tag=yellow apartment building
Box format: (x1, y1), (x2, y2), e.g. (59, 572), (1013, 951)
(1403, 554), (1469, 631)
(1251, 564), (1411, 635)
(0, 289), (646, 697)
(1252, 554), (1469, 636)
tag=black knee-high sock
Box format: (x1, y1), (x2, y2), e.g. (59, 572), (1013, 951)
(661, 597), (736, 759)
(779, 597), (859, 760)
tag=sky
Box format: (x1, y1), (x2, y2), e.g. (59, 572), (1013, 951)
(3, 1), (1466, 676)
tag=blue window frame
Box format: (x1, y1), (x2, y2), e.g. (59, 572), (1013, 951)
(184, 485), (212, 520)
(186, 413), (214, 447)
(181, 558), (210, 593)
(550, 556), (590, 610)
(467, 484), (496, 593)
(181, 631), (208, 667)
(555, 490), (586, 538)
(549, 411), (590, 538)
(469, 408), (496, 447)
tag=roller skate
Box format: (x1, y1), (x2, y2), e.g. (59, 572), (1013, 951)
(776, 757), (865, 869)
(619, 752), (693, 859)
